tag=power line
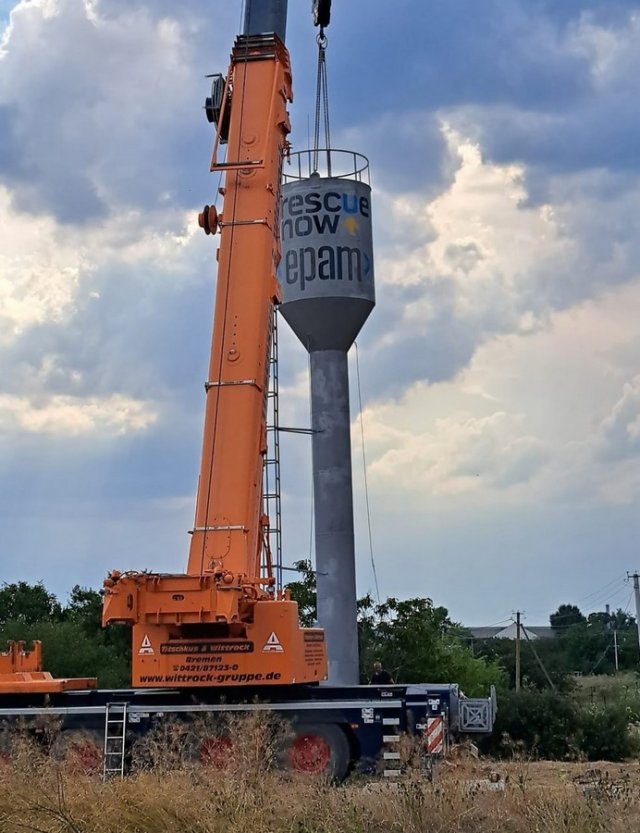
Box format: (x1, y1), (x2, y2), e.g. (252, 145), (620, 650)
(522, 625), (556, 690)
(576, 575), (625, 606)
(579, 581), (627, 611)
(481, 617), (516, 628)
(548, 586), (628, 625)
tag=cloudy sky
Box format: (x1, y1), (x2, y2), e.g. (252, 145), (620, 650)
(1, 0), (640, 628)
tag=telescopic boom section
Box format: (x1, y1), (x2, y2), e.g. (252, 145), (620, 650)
(102, 32), (327, 688)
(187, 38), (286, 583)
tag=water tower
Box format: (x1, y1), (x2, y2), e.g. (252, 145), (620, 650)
(279, 150), (375, 685)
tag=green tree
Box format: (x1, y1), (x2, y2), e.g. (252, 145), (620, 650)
(579, 705), (633, 761)
(285, 560), (317, 627)
(62, 584), (131, 675)
(550, 604), (586, 631)
(483, 689), (582, 759)
(0, 581), (62, 628)
(285, 568), (503, 695)
(609, 608), (636, 632)
(358, 596), (505, 695)
(482, 689), (634, 761)
(64, 585), (103, 630)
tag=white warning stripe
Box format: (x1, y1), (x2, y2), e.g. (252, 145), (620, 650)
(426, 716), (444, 755)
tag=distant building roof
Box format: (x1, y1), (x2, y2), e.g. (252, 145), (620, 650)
(469, 624), (555, 640)
(470, 627), (503, 640)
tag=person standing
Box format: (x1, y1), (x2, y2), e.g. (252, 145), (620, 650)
(369, 661), (394, 684)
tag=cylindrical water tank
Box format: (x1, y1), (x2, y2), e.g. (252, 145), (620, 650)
(280, 151), (375, 351)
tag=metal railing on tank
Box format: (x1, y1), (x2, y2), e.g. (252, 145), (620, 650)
(283, 148), (370, 185)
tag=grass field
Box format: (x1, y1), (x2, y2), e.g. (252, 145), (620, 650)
(2, 728), (640, 833)
(2, 759), (640, 833)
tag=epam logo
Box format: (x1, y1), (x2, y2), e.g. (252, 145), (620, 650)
(284, 245), (372, 291)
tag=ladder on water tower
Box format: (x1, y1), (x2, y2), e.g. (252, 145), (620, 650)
(102, 702), (128, 781)
(264, 307), (283, 592)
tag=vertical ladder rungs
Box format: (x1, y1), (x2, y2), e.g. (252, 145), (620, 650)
(102, 703), (128, 782)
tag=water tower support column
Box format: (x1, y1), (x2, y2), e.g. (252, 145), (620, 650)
(311, 349), (359, 685)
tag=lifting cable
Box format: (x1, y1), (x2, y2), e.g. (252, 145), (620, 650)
(312, 26), (332, 176)
(355, 342), (381, 604)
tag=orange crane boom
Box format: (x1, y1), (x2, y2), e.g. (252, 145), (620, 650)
(102, 26), (327, 688)
(187, 38), (286, 586)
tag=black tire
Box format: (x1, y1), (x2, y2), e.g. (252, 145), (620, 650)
(281, 723), (350, 782)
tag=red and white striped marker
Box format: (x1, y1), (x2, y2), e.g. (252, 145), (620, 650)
(426, 716), (445, 755)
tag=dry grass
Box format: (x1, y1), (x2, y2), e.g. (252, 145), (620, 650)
(1, 717), (639, 833)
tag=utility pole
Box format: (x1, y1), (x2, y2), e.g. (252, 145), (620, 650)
(607, 604), (619, 672)
(515, 611), (522, 693)
(628, 572), (640, 659)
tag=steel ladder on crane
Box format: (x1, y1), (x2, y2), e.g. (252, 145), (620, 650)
(102, 702), (128, 780)
(264, 307), (283, 592)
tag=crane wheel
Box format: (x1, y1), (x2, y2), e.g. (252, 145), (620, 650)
(197, 734), (233, 768)
(280, 723), (350, 782)
(183, 729), (234, 769)
(50, 729), (103, 775)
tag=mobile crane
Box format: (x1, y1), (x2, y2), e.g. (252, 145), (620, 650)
(99, 0), (327, 691)
(0, 0), (495, 780)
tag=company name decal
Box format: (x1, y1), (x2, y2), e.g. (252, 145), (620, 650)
(160, 641), (254, 655)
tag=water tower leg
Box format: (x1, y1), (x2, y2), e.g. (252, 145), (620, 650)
(310, 349), (359, 686)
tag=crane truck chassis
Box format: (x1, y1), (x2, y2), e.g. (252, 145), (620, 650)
(0, 681), (495, 780)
